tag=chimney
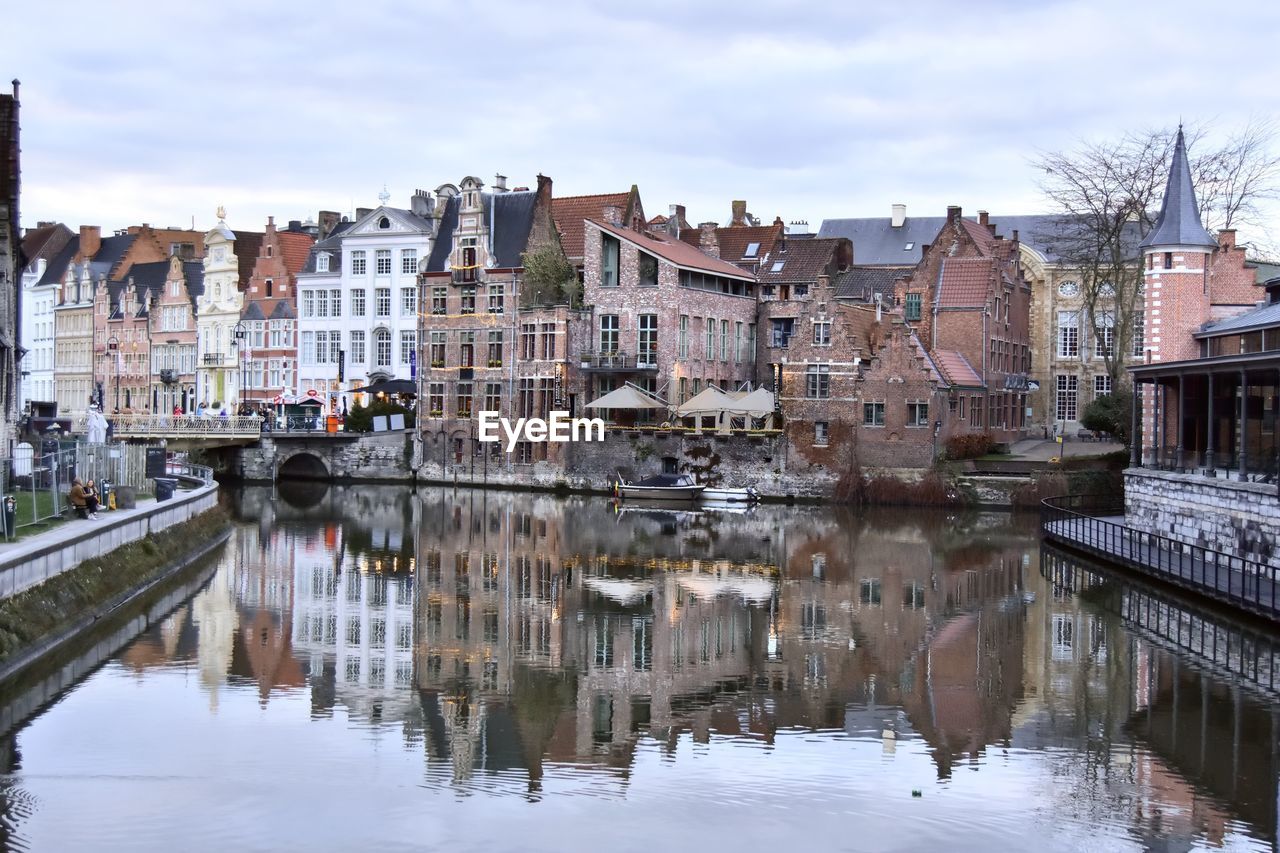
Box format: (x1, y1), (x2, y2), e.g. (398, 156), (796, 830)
(891, 204), (906, 228)
(287, 220), (303, 232)
(410, 189), (433, 218)
(1219, 229), (1237, 250)
(493, 174), (508, 193)
(318, 211), (340, 240)
(699, 222), (720, 258)
(947, 205), (962, 223)
(356, 207), (373, 221)
(79, 225), (101, 260)
(816, 273), (830, 293)
(730, 200), (748, 227)
(536, 173), (553, 206)
(602, 205), (623, 227)
(786, 220), (811, 236)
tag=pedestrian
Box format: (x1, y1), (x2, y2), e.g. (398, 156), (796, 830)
(69, 477), (89, 519)
(196, 401), (207, 417)
(173, 404), (182, 417)
(84, 480), (101, 519)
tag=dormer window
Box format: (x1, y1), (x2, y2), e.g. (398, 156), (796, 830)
(316, 253), (329, 273)
(378, 216), (390, 230)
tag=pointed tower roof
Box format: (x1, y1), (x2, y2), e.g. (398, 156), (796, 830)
(1140, 127), (1217, 250)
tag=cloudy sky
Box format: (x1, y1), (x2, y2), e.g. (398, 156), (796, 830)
(10, 0), (1280, 242)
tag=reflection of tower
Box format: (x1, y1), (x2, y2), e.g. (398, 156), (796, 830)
(441, 693), (484, 782)
(191, 541), (241, 712)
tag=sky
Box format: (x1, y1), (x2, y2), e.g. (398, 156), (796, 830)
(9, 0), (1280, 244)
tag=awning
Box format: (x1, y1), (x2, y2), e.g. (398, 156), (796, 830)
(349, 378), (418, 395)
(675, 386), (734, 417)
(723, 387), (775, 416)
(585, 385), (667, 410)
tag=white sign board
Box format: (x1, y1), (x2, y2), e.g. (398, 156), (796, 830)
(389, 413), (405, 431)
(372, 415), (388, 432)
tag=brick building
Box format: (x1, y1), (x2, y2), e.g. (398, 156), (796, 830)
(417, 174), (562, 466)
(581, 217), (758, 408)
(93, 268), (159, 413)
(148, 255), (203, 414)
(552, 186), (644, 275)
(241, 216), (314, 407)
(894, 207), (1032, 446)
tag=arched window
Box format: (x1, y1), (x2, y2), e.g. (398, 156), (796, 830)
(378, 216), (390, 230)
(374, 328), (392, 367)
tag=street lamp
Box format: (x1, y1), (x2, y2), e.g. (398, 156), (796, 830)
(232, 321), (247, 413)
(107, 335), (120, 412)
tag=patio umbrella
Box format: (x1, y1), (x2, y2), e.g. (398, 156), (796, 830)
(675, 386), (735, 418)
(722, 387), (775, 416)
(585, 385), (666, 409)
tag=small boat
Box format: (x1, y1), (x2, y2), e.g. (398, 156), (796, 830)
(699, 487), (759, 503)
(616, 473), (705, 501)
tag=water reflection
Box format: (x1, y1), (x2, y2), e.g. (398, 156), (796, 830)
(0, 485), (1276, 852)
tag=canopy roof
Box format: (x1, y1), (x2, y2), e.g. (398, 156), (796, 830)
(349, 378), (418, 395)
(677, 387), (776, 417)
(585, 385), (667, 410)
(675, 386), (734, 417)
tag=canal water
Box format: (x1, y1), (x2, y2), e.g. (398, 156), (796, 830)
(2, 484), (1278, 852)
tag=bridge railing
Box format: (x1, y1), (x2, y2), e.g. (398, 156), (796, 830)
(166, 457), (215, 485)
(72, 414), (262, 438)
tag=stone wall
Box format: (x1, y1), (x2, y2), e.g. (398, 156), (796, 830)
(230, 431), (414, 481)
(1124, 468), (1280, 568)
(0, 483), (220, 600)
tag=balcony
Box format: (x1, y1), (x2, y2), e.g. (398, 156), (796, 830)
(202, 353), (226, 366)
(159, 369), (178, 383)
(578, 352), (658, 372)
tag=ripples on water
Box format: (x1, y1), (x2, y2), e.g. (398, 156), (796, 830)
(0, 485), (1276, 852)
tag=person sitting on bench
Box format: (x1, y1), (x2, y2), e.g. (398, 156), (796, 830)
(84, 479), (101, 519)
(70, 478), (89, 519)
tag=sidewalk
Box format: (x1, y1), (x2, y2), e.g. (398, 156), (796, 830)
(1007, 438), (1125, 461)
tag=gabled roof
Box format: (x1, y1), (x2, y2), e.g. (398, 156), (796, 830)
(235, 231), (265, 286)
(242, 301), (267, 321)
(680, 222), (782, 267)
(936, 258), (995, 309)
(423, 190), (540, 272)
(754, 237), (845, 285)
(834, 266), (909, 302)
(119, 260), (168, 292)
(1141, 127), (1217, 250)
(276, 230), (315, 278)
(818, 216), (945, 266)
(91, 233), (136, 279)
(21, 223), (73, 271)
(590, 219), (757, 280)
(182, 259), (205, 307)
(553, 192), (630, 261)
(36, 235), (79, 286)
(932, 349), (984, 388)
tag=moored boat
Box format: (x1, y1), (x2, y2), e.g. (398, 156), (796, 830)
(616, 473), (705, 501)
(699, 487), (759, 503)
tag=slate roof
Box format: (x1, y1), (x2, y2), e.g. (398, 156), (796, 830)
(553, 192), (630, 261)
(834, 266), (909, 302)
(242, 301), (266, 321)
(424, 190), (539, 272)
(754, 237), (844, 285)
(182, 259), (205, 307)
(932, 350), (984, 388)
(36, 235), (79, 286)
(301, 220), (354, 274)
(936, 258), (994, 309)
(1141, 127), (1217, 250)
(269, 300), (296, 320)
(1196, 288), (1280, 338)
(590, 219), (757, 280)
(818, 213), (1146, 266)
(21, 223), (73, 271)
(1249, 260), (1280, 285)
(91, 234), (136, 279)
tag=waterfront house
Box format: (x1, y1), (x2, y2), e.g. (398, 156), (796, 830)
(1126, 129), (1280, 568)
(297, 195), (435, 412)
(148, 255), (204, 414)
(18, 222), (74, 412)
(196, 211), (262, 411)
(241, 217), (314, 407)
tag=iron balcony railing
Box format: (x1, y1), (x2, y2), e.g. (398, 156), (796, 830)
(578, 352), (658, 371)
(1040, 493), (1280, 621)
(202, 353), (226, 366)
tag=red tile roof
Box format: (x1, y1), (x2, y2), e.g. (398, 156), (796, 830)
(932, 349), (984, 388)
(680, 223), (782, 268)
(277, 231), (315, 279)
(958, 217), (996, 253)
(589, 219), (757, 280)
(937, 257), (994, 308)
(553, 192), (631, 261)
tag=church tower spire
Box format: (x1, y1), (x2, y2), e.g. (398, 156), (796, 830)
(1140, 127), (1216, 251)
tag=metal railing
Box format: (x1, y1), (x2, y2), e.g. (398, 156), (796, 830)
(1141, 447), (1279, 485)
(577, 352), (657, 371)
(1041, 494), (1280, 621)
(72, 414), (262, 439)
(165, 457), (215, 485)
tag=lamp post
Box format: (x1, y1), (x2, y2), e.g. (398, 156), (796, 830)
(107, 335), (120, 412)
(232, 321), (247, 413)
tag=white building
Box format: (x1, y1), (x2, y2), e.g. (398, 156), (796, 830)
(296, 195), (435, 411)
(18, 224), (73, 410)
(195, 210), (262, 410)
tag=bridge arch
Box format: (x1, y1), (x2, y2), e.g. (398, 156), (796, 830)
(278, 451), (331, 481)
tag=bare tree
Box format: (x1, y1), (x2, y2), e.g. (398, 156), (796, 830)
(1034, 120), (1280, 385)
